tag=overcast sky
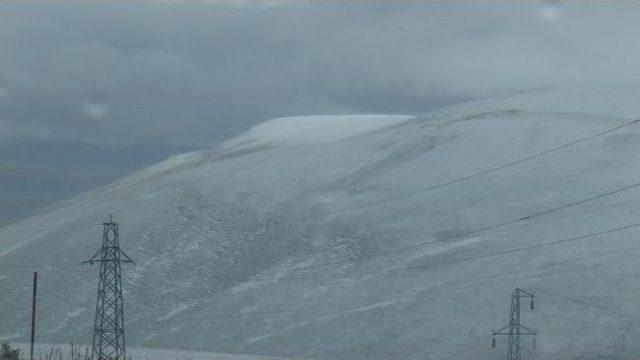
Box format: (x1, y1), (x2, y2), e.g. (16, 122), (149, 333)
(1, 0), (639, 147)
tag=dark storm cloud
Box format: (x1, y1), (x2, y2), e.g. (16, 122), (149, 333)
(1, 0), (639, 146)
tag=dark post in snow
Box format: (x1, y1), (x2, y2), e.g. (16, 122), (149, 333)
(30, 271), (38, 360)
(492, 288), (536, 360)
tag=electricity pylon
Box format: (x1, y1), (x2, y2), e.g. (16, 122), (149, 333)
(83, 216), (134, 360)
(492, 288), (536, 360)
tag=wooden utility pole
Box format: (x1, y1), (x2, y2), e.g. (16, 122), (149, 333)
(30, 271), (38, 360)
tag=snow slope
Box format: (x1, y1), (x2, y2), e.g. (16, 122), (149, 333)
(15, 344), (307, 360)
(222, 115), (412, 149)
(2, 90), (640, 360)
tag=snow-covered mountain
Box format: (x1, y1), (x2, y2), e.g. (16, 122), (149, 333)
(2, 90), (640, 360)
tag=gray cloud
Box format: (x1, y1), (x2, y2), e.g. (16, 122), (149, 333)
(1, 0), (639, 146)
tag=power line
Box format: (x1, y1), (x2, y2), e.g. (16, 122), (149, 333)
(284, 117), (640, 222)
(357, 221), (640, 280)
(3, 119), (638, 276)
(292, 221), (640, 283)
(196, 246), (640, 321)
(320, 251), (640, 322)
(13, 239), (639, 328)
(532, 311), (639, 332)
(8, 243), (640, 332)
(177, 240), (640, 322)
(286, 181), (640, 273)
(178, 200), (640, 287)
(516, 182), (640, 220)
(509, 196), (640, 231)
(172, 189), (640, 290)
(4, 208), (639, 326)
(5, 194), (637, 291)
(534, 311), (609, 328)
(2, 118), (639, 334)
(4, 183), (639, 308)
(535, 289), (632, 322)
(260, 117), (640, 273)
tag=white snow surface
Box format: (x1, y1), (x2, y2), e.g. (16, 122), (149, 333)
(2, 89), (640, 360)
(221, 115), (412, 150)
(15, 344), (306, 360)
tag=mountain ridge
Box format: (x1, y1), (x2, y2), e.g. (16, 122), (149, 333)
(2, 89), (640, 360)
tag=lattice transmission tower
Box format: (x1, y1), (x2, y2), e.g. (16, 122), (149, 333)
(492, 288), (536, 360)
(83, 216), (134, 360)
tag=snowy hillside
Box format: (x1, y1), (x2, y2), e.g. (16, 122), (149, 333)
(2, 89), (640, 360)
